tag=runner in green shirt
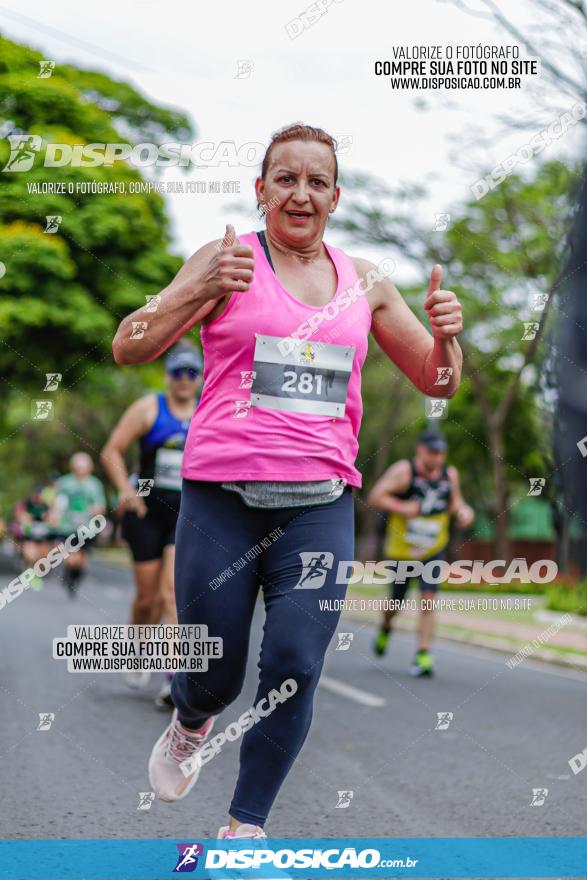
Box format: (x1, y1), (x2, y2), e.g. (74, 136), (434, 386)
(51, 452), (107, 596)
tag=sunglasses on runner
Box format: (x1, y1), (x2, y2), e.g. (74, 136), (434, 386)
(168, 367), (200, 380)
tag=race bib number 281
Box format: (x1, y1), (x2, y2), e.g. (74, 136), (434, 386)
(250, 335), (355, 418)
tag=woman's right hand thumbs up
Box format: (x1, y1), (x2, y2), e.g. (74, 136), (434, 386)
(200, 224), (255, 302)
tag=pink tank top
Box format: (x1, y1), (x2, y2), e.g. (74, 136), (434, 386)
(182, 231), (372, 488)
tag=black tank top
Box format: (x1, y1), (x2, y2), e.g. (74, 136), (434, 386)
(398, 459), (452, 515)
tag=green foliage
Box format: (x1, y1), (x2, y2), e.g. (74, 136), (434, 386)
(546, 581), (587, 616)
(357, 334), (422, 482)
(0, 33), (197, 515)
(0, 33), (195, 390)
(336, 161), (579, 512)
(0, 367), (166, 517)
(0, 35), (192, 143)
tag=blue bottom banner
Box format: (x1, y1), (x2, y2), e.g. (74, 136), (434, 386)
(0, 837), (585, 879)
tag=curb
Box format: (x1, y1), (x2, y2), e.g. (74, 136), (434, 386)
(342, 609), (587, 672)
(535, 609), (587, 631)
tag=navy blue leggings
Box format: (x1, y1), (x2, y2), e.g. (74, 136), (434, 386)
(171, 480), (354, 826)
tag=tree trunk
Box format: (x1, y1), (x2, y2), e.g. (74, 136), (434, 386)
(488, 424), (509, 560)
(553, 501), (571, 575)
(358, 438), (390, 561)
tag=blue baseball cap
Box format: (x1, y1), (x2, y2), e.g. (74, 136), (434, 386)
(165, 346), (203, 373)
(418, 429), (447, 452)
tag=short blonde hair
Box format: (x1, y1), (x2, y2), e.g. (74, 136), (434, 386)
(261, 123), (338, 183)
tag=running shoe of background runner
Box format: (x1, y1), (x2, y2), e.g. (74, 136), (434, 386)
(373, 627), (391, 657)
(123, 669), (151, 689)
(61, 566), (81, 598)
(155, 674), (174, 708)
(410, 650), (434, 676)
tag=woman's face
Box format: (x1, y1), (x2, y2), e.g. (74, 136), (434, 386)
(255, 140), (340, 246)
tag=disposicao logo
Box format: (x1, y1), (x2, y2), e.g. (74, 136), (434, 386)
(173, 842), (204, 873)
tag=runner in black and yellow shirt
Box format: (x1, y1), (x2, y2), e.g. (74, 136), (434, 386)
(368, 430), (474, 676)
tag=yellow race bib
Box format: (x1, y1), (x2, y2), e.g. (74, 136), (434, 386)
(384, 511), (450, 561)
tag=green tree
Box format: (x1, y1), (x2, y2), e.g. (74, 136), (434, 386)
(0, 33), (194, 391)
(335, 161), (578, 555)
(0, 34), (196, 515)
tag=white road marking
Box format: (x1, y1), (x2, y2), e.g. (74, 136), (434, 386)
(319, 674), (386, 706)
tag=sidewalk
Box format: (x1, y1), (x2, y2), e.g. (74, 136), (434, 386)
(344, 589), (587, 671)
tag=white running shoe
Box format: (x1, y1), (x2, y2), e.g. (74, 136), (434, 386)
(123, 670), (151, 690)
(148, 709), (214, 802)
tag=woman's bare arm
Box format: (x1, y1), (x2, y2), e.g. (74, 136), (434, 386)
(112, 225), (254, 365)
(353, 257), (463, 397)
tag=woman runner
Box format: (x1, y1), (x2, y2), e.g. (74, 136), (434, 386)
(111, 123), (464, 839)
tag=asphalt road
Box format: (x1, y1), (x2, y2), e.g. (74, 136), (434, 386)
(1, 558), (586, 842)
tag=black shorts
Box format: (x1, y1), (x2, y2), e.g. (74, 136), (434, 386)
(121, 494), (180, 563)
(53, 534), (97, 552)
(390, 552), (447, 601)
(19, 527), (52, 544)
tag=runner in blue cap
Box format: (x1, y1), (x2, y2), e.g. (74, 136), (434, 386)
(101, 342), (202, 702)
